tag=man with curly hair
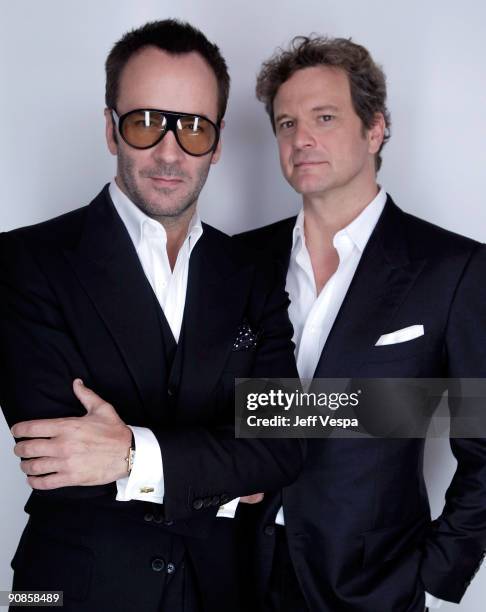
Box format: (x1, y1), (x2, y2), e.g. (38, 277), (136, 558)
(238, 35), (486, 612)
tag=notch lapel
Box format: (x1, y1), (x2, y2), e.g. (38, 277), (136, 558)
(314, 197), (426, 378)
(62, 187), (167, 423)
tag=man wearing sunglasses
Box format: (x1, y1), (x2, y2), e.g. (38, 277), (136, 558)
(0, 20), (304, 612)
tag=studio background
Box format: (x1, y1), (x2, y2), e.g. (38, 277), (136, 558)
(1, 0), (485, 609)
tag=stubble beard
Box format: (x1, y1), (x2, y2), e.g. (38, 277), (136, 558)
(117, 148), (211, 221)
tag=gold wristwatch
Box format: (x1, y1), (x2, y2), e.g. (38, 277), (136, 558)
(125, 433), (135, 474)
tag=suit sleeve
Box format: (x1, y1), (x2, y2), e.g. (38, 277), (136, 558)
(420, 243), (486, 603)
(154, 260), (306, 522)
(0, 231), (111, 500)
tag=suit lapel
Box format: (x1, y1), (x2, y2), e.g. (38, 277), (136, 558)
(270, 217), (295, 273)
(62, 186), (167, 422)
(176, 226), (254, 422)
(314, 197), (426, 377)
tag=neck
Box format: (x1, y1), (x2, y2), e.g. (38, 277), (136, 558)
(114, 176), (197, 271)
(156, 205), (197, 271)
(302, 180), (379, 248)
(300, 179), (379, 295)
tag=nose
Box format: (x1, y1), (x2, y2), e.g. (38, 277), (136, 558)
(293, 122), (316, 150)
(151, 129), (184, 163)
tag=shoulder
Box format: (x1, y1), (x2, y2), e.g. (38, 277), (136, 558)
(0, 208), (91, 281)
(1, 206), (88, 250)
(398, 207), (482, 260)
(0, 188), (108, 280)
(0, 186), (112, 255)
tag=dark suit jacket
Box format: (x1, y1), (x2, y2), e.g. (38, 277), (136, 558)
(0, 185), (304, 611)
(237, 195), (486, 612)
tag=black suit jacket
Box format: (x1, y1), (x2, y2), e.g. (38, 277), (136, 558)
(238, 195), (486, 611)
(0, 185), (304, 611)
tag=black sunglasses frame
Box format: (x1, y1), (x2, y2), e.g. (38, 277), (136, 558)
(111, 108), (220, 157)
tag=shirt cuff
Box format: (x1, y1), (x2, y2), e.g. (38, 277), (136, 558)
(116, 426), (164, 503)
(425, 591), (445, 608)
(216, 497), (240, 519)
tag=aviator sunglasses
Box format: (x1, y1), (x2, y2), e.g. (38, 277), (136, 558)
(111, 108), (220, 157)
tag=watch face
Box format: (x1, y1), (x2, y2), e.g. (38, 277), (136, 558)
(126, 447), (135, 474)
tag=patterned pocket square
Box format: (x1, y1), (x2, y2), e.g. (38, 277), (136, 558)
(233, 320), (261, 351)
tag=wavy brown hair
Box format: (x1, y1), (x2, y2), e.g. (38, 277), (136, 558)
(256, 36), (391, 171)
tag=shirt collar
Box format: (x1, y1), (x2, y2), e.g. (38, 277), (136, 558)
(109, 179), (203, 252)
(340, 187), (387, 252)
(292, 187), (387, 254)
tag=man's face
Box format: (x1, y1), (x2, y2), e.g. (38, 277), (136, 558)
(105, 46), (222, 220)
(273, 65), (383, 199)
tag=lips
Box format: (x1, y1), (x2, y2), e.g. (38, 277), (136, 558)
(148, 177), (183, 185)
(294, 160), (327, 168)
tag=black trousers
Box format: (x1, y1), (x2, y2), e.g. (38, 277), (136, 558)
(263, 526), (308, 612)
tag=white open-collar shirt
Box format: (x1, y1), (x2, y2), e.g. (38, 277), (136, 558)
(282, 188), (442, 609)
(110, 180), (202, 504)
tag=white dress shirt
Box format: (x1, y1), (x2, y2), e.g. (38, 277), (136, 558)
(280, 187), (443, 608)
(109, 180), (202, 504)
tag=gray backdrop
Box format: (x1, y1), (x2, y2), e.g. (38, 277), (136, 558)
(1, 0), (485, 609)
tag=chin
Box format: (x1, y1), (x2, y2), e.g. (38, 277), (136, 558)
(292, 179), (330, 196)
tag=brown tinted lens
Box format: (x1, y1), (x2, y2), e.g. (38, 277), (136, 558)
(177, 116), (216, 154)
(121, 111), (166, 148)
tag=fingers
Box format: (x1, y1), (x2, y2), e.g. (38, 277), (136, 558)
(14, 438), (56, 458)
(20, 457), (61, 476)
(27, 473), (73, 490)
(240, 493), (265, 504)
(72, 379), (114, 415)
(72, 378), (100, 412)
(11, 418), (67, 439)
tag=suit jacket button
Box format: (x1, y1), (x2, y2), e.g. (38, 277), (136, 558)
(168, 388), (174, 396)
(144, 513), (154, 523)
(211, 496), (220, 506)
(153, 514), (163, 524)
(264, 525), (275, 536)
(151, 558), (165, 572)
(193, 499), (204, 510)
(167, 562), (176, 574)
(203, 497), (212, 508)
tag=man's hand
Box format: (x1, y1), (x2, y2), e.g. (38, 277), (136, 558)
(240, 493), (265, 504)
(11, 379), (132, 490)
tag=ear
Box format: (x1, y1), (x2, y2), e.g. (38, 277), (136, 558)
(104, 108), (118, 156)
(367, 112), (385, 155)
(210, 118), (224, 165)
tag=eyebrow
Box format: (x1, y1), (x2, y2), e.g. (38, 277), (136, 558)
(274, 112), (293, 124)
(311, 105), (339, 113)
(275, 104), (340, 124)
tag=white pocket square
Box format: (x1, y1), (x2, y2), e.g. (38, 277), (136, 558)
(375, 324), (424, 346)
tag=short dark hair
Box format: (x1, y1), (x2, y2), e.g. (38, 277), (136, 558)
(105, 19), (230, 123)
(256, 36), (391, 171)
